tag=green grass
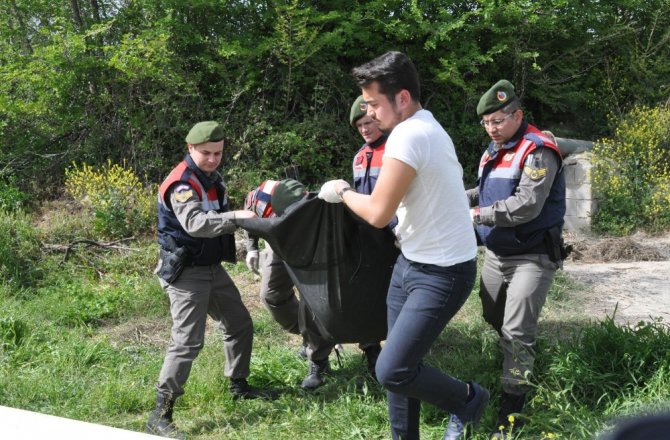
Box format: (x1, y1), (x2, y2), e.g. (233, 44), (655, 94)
(1, 210), (669, 439)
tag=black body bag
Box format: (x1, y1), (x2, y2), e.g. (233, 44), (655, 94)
(236, 194), (399, 343)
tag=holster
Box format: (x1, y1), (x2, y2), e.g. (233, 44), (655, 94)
(155, 236), (189, 283)
(544, 226), (572, 263)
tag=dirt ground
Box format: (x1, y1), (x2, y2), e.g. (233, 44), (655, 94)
(103, 230), (670, 349)
(562, 230), (670, 326)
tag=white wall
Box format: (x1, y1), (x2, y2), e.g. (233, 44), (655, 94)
(563, 151), (597, 232)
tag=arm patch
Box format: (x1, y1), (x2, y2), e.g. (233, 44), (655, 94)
(173, 185), (195, 203)
(523, 165), (547, 180)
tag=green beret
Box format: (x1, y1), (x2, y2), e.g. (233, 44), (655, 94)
(272, 179), (305, 216)
(185, 121), (224, 145)
(477, 80), (517, 116)
(350, 95), (367, 127)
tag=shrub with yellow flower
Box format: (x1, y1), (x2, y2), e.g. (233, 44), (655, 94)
(65, 160), (157, 239)
(592, 104), (670, 235)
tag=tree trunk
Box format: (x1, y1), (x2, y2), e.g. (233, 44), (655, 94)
(70, 0), (84, 28)
(90, 0), (101, 22)
(8, 0), (33, 54)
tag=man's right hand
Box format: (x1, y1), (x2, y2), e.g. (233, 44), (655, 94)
(318, 179), (349, 203)
(245, 250), (260, 274)
(470, 207), (481, 224)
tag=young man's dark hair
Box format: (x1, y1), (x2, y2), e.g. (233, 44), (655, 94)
(351, 51), (421, 104)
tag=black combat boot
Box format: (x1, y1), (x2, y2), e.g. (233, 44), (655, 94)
(490, 392), (526, 439)
(146, 393), (185, 439)
(296, 344), (308, 360)
(301, 358), (331, 390)
(362, 344), (381, 381)
(229, 378), (279, 400)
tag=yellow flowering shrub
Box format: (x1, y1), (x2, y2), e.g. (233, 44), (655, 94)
(65, 160), (157, 238)
(592, 105), (670, 235)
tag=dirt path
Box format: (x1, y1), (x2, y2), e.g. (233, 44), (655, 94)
(562, 231), (670, 326)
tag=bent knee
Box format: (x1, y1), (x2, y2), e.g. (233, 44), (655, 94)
(260, 288), (296, 306)
(375, 361), (414, 390)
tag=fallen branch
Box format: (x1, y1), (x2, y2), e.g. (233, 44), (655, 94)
(43, 237), (139, 261)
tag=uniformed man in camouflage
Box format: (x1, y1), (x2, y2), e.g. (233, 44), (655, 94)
(243, 179), (337, 390)
(148, 121), (276, 438)
(448, 80), (566, 440)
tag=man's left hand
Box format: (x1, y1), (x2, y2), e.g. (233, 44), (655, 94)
(245, 250), (260, 274)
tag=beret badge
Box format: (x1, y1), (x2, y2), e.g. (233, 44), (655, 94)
(497, 90), (507, 102)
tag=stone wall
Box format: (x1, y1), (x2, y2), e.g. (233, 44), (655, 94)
(563, 151), (597, 232)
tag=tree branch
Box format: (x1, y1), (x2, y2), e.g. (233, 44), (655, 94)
(43, 237), (138, 261)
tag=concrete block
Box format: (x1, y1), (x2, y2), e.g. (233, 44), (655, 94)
(566, 198), (597, 219)
(568, 163), (592, 185)
(1, 405), (164, 439)
(564, 215), (591, 232)
(566, 183), (593, 200)
(563, 152), (593, 185)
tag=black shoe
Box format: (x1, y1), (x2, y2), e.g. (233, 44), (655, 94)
(363, 344), (381, 380)
(301, 358), (331, 390)
(146, 394), (185, 439)
(490, 392), (526, 439)
(229, 378), (279, 400)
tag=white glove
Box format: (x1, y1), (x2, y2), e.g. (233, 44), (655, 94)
(470, 207), (481, 224)
(245, 250), (259, 274)
(318, 179), (350, 203)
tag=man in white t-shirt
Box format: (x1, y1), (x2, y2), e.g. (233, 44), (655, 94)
(318, 51), (489, 440)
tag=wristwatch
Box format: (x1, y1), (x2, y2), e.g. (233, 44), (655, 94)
(338, 187), (354, 200)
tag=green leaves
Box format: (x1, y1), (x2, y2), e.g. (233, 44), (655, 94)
(0, 209), (42, 288)
(592, 104), (670, 234)
(0, 0), (668, 201)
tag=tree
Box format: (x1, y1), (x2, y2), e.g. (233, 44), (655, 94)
(0, 0), (668, 200)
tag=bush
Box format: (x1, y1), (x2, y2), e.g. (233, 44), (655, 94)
(544, 318), (670, 406)
(0, 209), (42, 287)
(64, 161), (157, 239)
(34, 200), (96, 244)
(0, 178), (29, 213)
(223, 114), (353, 207)
(531, 317), (670, 439)
(0, 317), (29, 353)
(591, 105), (670, 235)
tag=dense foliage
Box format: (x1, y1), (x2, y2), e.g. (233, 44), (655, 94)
(592, 105), (670, 235)
(2, 0), (669, 203)
(0, 209), (42, 288)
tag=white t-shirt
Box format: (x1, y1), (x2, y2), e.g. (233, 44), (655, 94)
(384, 109), (477, 266)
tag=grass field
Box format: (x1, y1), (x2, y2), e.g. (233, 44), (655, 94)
(1, 228), (669, 439)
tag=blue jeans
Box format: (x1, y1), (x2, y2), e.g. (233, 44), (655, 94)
(376, 254), (477, 440)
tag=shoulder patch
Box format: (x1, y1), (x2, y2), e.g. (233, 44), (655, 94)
(524, 165), (547, 180)
(173, 187), (194, 203)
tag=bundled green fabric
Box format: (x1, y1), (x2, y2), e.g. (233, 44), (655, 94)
(271, 179), (305, 216)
